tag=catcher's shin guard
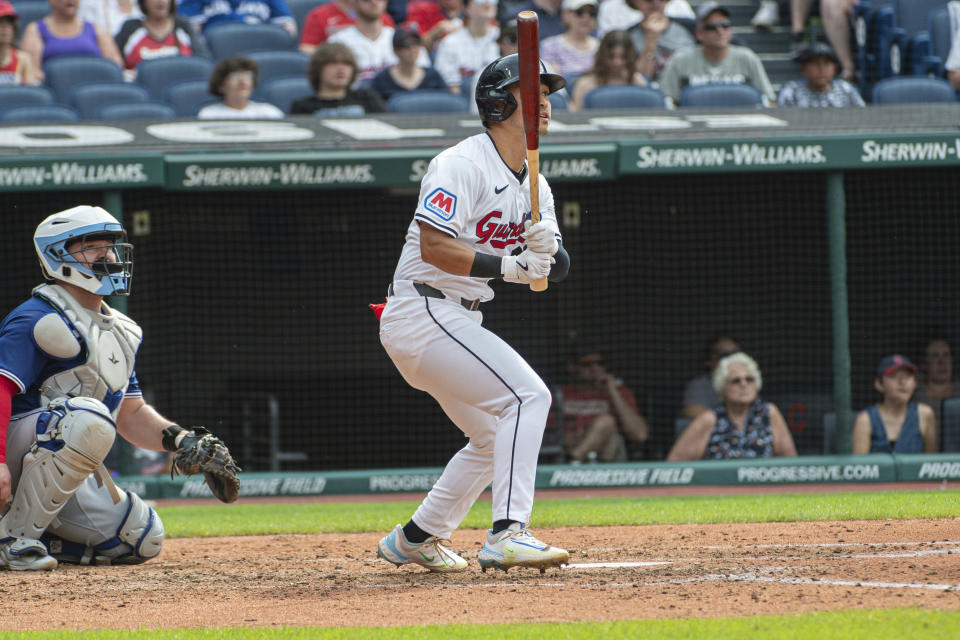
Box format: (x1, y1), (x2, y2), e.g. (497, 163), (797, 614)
(0, 397), (116, 542)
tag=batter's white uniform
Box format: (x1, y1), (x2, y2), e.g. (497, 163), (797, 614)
(379, 131), (560, 539)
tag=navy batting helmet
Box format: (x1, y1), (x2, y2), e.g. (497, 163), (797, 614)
(474, 54), (565, 127)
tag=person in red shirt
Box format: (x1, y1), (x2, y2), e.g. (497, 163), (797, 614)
(114, 0), (208, 73)
(554, 349), (649, 462)
(0, 0), (40, 85)
(404, 0), (463, 50)
(299, 0), (394, 54)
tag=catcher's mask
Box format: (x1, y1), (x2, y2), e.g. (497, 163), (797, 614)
(474, 53), (565, 128)
(34, 205), (134, 296)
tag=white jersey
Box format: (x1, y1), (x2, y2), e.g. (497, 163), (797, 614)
(330, 25), (431, 84)
(433, 26), (500, 89)
(392, 132), (560, 303)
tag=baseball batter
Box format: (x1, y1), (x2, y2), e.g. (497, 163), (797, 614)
(376, 53), (571, 573)
(0, 205), (238, 571)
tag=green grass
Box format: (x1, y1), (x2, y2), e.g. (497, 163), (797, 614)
(157, 489), (960, 538)
(2, 609), (958, 639)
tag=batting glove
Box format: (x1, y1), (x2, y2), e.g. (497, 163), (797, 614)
(502, 248), (554, 284)
(523, 220), (558, 255)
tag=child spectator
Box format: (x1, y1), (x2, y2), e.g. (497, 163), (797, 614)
(568, 29), (646, 111)
(776, 42), (864, 107)
(197, 56), (285, 119)
(0, 2), (40, 85)
(291, 42), (387, 114)
(852, 355), (937, 454)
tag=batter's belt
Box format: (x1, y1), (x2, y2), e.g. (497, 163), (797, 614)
(388, 282), (483, 312)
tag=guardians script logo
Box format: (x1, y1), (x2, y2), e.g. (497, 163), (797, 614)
(475, 211), (525, 249)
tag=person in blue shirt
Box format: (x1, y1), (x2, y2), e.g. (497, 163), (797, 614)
(852, 355), (937, 454)
(178, 0), (297, 35)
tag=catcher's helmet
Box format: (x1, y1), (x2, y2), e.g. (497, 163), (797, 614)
(475, 54), (565, 127)
(34, 205), (133, 296)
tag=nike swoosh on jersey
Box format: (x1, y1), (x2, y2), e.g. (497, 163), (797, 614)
(517, 261), (528, 271)
(494, 184), (508, 194)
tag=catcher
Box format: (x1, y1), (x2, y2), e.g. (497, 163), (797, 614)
(0, 205), (240, 571)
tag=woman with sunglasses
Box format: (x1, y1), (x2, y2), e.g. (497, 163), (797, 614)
(667, 352), (797, 461)
(539, 0), (599, 81)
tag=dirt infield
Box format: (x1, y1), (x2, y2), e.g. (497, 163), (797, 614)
(2, 518), (958, 631)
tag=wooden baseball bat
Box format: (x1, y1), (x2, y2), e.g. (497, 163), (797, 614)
(517, 10), (548, 292)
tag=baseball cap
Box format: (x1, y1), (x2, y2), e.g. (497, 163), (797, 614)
(696, 1), (730, 23)
(0, 1), (18, 18)
(392, 24), (421, 49)
(562, 0), (598, 11)
(797, 42), (840, 67)
(876, 355), (918, 378)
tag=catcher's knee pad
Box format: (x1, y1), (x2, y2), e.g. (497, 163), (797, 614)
(42, 491), (164, 565)
(0, 397), (116, 542)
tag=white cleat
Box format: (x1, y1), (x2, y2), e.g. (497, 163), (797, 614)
(377, 524), (468, 573)
(0, 538), (58, 571)
(477, 523), (569, 574)
(751, 0), (779, 29)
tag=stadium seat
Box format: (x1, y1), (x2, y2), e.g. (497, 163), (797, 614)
(94, 101), (177, 120)
(261, 76), (313, 113)
(929, 6), (953, 74)
(11, 0), (47, 45)
(549, 92), (567, 111)
(0, 84), (54, 110)
(286, 0), (333, 30)
(941, 397), (960, 453)
(822, 412), (836, 455)
(386, 90), (469, 113)
(163, 79), (218, 116)
(583, 85), (668, 109)
(204, 23), (297, 60)
(247, 51), (310, 100)
(1, 104), (80, 122)
(69, 82), (150, 119)
(895, 0), (945, 75)
(136, 56), (216, 101)
(44, 56), (123, 104)
(679, 83), (765, 107)
(872, 76), (958, 104)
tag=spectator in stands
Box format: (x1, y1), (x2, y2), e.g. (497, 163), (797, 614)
(79, 0), (141, 37)
(292, 41), (386, 114)
(405, 0), (464, 51)
(569, 29), (647, 111)
(0, 2), (40, 85)
(178, 0), (297, 36)
(789, 0), (855, 81)
(508, 0), (564, 40)
(197, 55), (285, 119)
(539, 0), (599, 81)
(667, 352), (797, 461)
(945, 2), (960, 91)
(433, 0), (498, 93)
(751, 0), (778, 30)
(467, 17), (517, 111)
(20, 0), (124, 71)
(681, 335), (740, 419)
(597, 0), (693, 38)
(658, 1), (775, 106)
(625, 0), (695, 81)
(852, 355), (937, 454)
(914, 338), (960, 431)
(114, 0), (207, 76)
(555, 349), (649, 463)
(329, 0), (430, 85)
(370, 26), (447, 101)
(777, 42), (864, 107)
(299, 0), (395, 55)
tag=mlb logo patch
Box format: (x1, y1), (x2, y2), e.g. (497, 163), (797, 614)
(424, 188), (457, 221)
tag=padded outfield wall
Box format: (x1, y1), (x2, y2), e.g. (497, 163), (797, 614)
(2, 105), (960, 473)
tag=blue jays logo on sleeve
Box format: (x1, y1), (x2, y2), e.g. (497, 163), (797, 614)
(424, 188), (458, 221)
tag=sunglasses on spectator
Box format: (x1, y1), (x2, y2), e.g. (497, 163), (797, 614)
(573, 6), (597, 17)
(727, 376), (756, 385)
(702, 20), (732, 31)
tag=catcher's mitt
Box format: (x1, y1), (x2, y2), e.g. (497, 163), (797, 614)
(162, 425), (241, 503)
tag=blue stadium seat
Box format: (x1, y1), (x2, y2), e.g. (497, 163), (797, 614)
(583, 85), (668, 109)
(941, 397), (960, 453)
(679, 83), (765, 107)
(872, 76), (957, 103)
(247, 50), (310, 100)
(204, 24), (297, 60)
(136, 56), (216, 101)
(262, 76), (314, 113)
(0, 84), (55, 110)
(286, 0), (333, 30)
(929, 6), (953, 76)
(549, 92), (567, 111)
(822, 412), (836, 455)
(11, 0), (47, 44)
(69, 82), (150, 119)
(1, 104), (80, 122)
(852, 0), (896, 89)
(895, 0), (946, 75)
(94, 101), (177, 120)
(44, 56), (123, 103)
(163, 80), (218, 116)
(386, 90), (469, 113)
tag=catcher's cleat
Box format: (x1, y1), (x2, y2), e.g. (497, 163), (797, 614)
(377, 524), (468, 573)
(0, 538), (58, 571)
(477, 523), (569, 573)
